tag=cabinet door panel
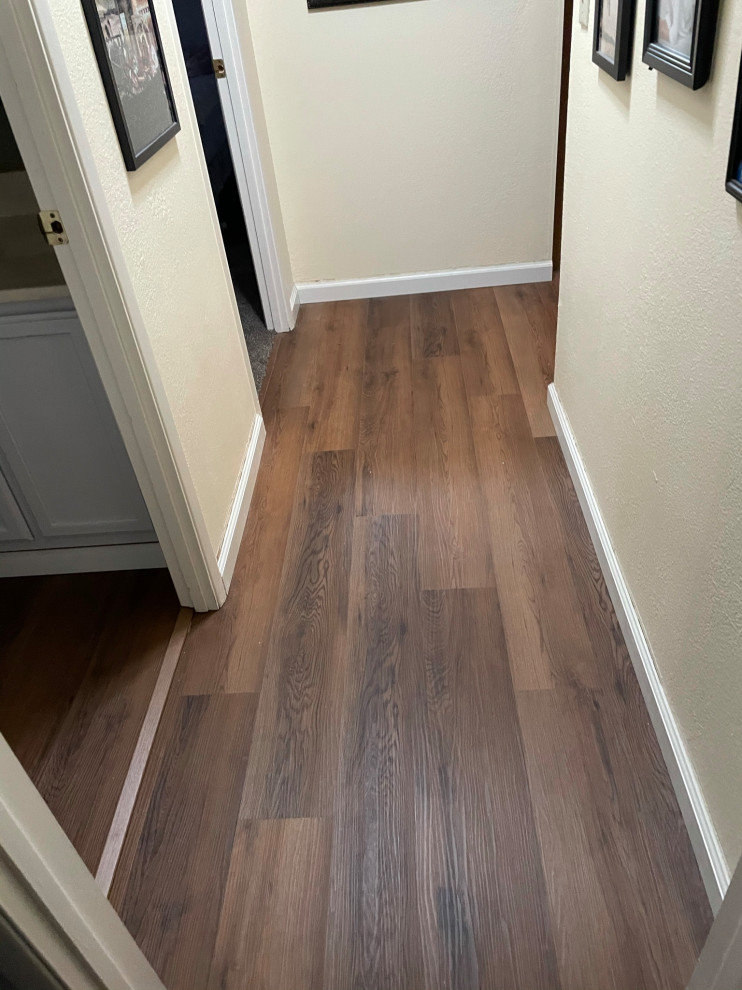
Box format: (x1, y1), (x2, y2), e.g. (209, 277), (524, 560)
(0, 470), (32, 542)
(0, 313), (154, 538)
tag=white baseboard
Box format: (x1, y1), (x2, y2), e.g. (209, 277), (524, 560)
(288, 285), (300, 330)
(547, 384), (730, 913)
(217, 414), (266, 589)
(294, 261), (553, 305)
(0, 541), (165, 577)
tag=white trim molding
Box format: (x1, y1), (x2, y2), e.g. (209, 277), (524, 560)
(217, 415), (266, 588)
(201, 0), (293, 332)
(0, 542), (165, 578)
(0, 736), (166, 990)
(547, 383), (731, 913)
(289, 285), (300, 330)
(295, 261), (552, 305)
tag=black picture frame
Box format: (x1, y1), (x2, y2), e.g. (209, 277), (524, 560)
(81, 0), (180, 171)
(726, 51), (742, 204)
(593, 0), (636, 81)
(642, 0), (721, 90)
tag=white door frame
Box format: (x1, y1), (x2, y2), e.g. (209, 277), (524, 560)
(0, 736), (164, 990)
(0, 0), (284, 610)
(198, 0), (292, 333)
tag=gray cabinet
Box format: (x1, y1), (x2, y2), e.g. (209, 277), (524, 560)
(0, 294), (163, 574)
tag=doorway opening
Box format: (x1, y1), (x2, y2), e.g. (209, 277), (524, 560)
(171, 0), (275, 393)
(552, 0), (574, 274)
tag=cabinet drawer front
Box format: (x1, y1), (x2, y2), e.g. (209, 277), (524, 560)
(0, 313), (154, 539)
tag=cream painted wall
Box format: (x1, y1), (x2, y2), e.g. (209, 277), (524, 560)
(556, 2), (742, 869)
(45, 0), (259, 554)
(241, 0), (563, 283)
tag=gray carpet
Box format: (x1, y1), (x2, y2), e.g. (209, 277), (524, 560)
(234, 284), (275, 394)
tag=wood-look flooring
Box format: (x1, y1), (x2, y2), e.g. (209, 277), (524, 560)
(12, 279), (712, 989)
(0, 568), (179, 874)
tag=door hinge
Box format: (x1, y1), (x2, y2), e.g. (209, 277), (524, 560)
(213, 58), (226, 79)
(38, 210), (68, 246)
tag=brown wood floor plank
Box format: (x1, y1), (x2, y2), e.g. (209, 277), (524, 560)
(495, 283), (556, 437)
(0, 571), (117, 777)
(306, 300), (367, 452)
(2, 570), (179, 874)
(324, 514), (426, 990)
(356, 295), (416, 516)
(535, 438), (713, 955)
(470, 393), (598, 690)
(262, 302), (325, 417)
(417, 587), (560, 990)
(62, 281), (709, 990)
(178, 406), (308, 695)
(450, 286), (519, 397)
(413, 355), (495, 590)
(110, 691), (257, 990)
(517, 687), (709, 990)
(535, 436), (634, 692)
(239, 449), (355, 819)
(411, 292), (460, 359)
(208, 818), (332, 990)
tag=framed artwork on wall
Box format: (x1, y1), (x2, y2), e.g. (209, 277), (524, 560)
(726, 52), (742, 204)
(593, 0), (635, 81)
(642, 0), (721, 90)
(81, 0), (180, 171)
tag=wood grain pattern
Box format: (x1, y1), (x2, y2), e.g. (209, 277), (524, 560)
(494, 283), (556, 437)
(411, 292), (460, 359)
(324, 513), (426, 990)
(450, 286), (519, 397)
(413, 355), (495, 590)
(416, 587), (560, 990)
(470, 393), (598, 691)
(356, 296), (416, 516)
(239, 449), (355, 819)
(178, 406), (308, 695)
(209, 818), (332, 990)
(10, 278), (710, 990)
(0, 571), (117, 777)
(262, 302), (324, 416)
(109, 691), (257, 990)
(517, 687), (709, 990)
(6, 570), (179, 873)
(306, 300), (367, 452)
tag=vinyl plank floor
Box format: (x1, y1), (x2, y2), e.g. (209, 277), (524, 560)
(109, 690), (257, 990)
(470, 392), (598, 691)
(306, 300), (367, 452)
(355, 296), (416, 516)
(494, 283), (556, 437)
(239, 448), (355, 819)
(178, 406), (307, 695)
(517, 687), (709, 990)
(411, 292), (460, 359)
(209, 818), (332, 990)
(450, 286), (519, 397)
(0, 569), (179, 874)
(412, 354), (495, 590)
(92, 278), (709, 990)
(324, 513), (426, 990)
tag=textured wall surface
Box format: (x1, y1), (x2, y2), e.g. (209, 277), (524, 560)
(241, 0), (563, 283)
(556, 2), (742, 869)
(46, 0), (259, 554)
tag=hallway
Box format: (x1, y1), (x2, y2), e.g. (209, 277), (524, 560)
(101, 280), (712, 989)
